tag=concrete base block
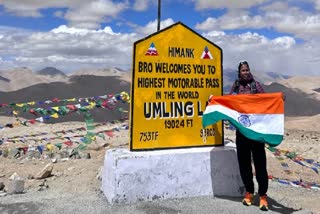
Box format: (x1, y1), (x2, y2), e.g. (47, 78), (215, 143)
(102, 146), (244, 204)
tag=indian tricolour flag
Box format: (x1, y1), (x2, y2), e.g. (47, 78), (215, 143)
(202, 92), (284, 147)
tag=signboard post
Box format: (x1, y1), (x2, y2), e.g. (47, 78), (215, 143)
(130, 22), (223, 151)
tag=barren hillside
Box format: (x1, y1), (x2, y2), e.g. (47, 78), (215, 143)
(279, 76), (320, 100)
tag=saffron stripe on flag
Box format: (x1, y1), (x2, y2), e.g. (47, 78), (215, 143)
(207, 92), (284, 114)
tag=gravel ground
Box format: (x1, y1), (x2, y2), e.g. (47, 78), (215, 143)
(0, 180), (317, 214)
(0, 118), (319, 214)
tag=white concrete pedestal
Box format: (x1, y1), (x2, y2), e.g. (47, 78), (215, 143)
(102, 146), (244, 204)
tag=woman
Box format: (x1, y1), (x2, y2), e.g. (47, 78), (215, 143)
(229, 61), (269, 211)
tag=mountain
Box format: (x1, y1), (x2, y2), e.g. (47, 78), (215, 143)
(278, 76), (320, 101)
(264, 82), (320, 116)
(0, 66), (290, 93)
(0, 75), (130, 123)
(69, 67), (130, 83)
(222, 68), (291, 92)
(0, 67), (131, 124)
(266, 72), (291, 80)
(0, 75), (10, 82)
(0, 66), (318, 120)
(69, 67), (128, 77)
(36, 67), (68, 77)
(0, 67), (69, 92)
(0, 67), (129, 92)
(222, 68), (238, 91)
(220, 69), (320, 116)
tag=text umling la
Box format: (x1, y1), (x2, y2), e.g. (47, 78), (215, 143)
(144, 101), (205, 119)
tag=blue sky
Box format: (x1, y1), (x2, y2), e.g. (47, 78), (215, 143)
(0, 0), (320, 76)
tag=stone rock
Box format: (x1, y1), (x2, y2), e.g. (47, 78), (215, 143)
(67, 167), (75, 171)
(86, 153), (91, 159)
(46, 152), (55, 159)
(61, 158), (69, 162)
(28, 174), (34, 180)
(2, 150), (8, 157)
(38, 179), (49, 191)
(35, 163), (54, 180)
(0, 191), (7, 197)
(0, 182), (5, 191)
(7, 172), (25, 194)
(27, 150), (41, 159)
(55, 171), (64, 177)
(96, 166), (103, 181)
(9, 172), (19, 180)
(57, 151), (69, 159)
(69, 149), (79, 158)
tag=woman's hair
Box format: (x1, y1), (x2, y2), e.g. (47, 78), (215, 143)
(238, 61), (250, 78)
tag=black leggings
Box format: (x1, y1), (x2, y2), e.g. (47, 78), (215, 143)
(236, 131), (268, 196)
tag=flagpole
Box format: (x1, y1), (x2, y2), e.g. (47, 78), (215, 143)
(157, 0), (161, 31)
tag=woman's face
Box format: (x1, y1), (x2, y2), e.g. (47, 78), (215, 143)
(239, 64), (251, 80)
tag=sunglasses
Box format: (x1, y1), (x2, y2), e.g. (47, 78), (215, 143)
(239, 61), (248, 65)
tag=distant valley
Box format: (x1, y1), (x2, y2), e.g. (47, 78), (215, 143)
(0, 66), (319, 119)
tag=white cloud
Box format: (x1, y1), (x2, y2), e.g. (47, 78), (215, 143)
(64, 1), (128, 29)
(195, 1), (320, 40)
(205, 31), (225, 37)
(0, 24), (139, 72)
(0, 18), (176, 72)
(261, 1), (320, 39)
(0, 0), (129, 29)
(134, 18), (175, 35)
(51, 25), (91, 35)
(273, 14), (320, 39)
(0, 0), (85, 17)
(0, 0), (319, 77)
(313, 0), (320, 10)
(0, 21), (318, 76)
(133, 0), (149, 11)
(54, 10), (64, 18)
(271, 36), (296, 49)
(203, 30), (320, 76)
(192, 0), (267, 10)
(0, 18), (319, 76)
(51, 25), (119, 36)
(196, 12), (266, 31)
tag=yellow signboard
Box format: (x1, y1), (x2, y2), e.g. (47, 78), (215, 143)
(130, 22), (223, 151)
